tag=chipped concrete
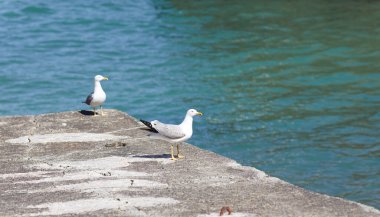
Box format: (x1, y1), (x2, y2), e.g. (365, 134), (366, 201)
(197, 213), (254, 217)
(0, 109), (379, 217)
(6, 133), (130, 144)
(28, 197), (179, 216)
(19, 170), (148, 184)
(30, 156), (132, 170)
(0, 171), (48, 179)
(29, 179), (168, 194)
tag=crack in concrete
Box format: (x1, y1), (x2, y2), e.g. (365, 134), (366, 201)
(24, 116), (38, 161)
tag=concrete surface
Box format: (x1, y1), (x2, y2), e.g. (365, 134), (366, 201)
(0, 109), (379, 217)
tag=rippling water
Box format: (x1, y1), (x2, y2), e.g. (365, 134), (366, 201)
(0, 0), (379, 209)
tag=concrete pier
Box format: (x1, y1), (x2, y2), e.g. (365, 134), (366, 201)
(0, 110), (379, 216)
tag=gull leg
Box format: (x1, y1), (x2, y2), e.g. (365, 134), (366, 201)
(93, 107), (98, 116)
(170, 144), (177, 160)
(100, 105), (104, 116)
(177, 144), (184, 159)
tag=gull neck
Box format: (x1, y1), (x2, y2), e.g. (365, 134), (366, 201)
(94, 80), (103, 92)
(180, 114), (193, 127)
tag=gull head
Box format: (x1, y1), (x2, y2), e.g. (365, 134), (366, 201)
(187, 109), (203, 117)
(94, 75), (108, 81)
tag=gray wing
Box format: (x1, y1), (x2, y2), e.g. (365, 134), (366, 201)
(154, 121), (185, 139)
(83, 92), (94, 105)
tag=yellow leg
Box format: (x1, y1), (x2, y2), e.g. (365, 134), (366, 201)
(177, 144), (184, 159)
(93, 107), (98, 116)
(170, 144), (177, 160)
(100, 106), (104, 116)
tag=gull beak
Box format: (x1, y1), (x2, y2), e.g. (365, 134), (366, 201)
(196, 112), (203, 116)
(102, 77), (109, 80)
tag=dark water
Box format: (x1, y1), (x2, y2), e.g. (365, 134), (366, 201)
(0, 0), (379, 209)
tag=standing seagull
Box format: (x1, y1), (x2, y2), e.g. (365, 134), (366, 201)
(83, 75), (108, 116)
(140, 109), (203, 160)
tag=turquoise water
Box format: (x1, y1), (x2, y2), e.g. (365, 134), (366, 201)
(0, 0), (379, 209)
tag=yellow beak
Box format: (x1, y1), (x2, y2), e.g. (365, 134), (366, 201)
(102, 77), (109, 80)
(196, 112), (203, 116)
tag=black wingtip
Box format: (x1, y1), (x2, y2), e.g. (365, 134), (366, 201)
(140, 119), (152, 128)
(140, 119), (158, 133)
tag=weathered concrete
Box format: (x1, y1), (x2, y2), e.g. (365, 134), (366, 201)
(0, 109), (379, 217)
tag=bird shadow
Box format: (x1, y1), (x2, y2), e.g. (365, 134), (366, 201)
(79, 110), (95, 116)
(132, 154), (171, 159)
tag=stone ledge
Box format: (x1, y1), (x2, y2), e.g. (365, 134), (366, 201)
(0, 110), (379, 217)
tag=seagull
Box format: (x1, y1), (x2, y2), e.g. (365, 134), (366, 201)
(83, 75), (108, 116)
(140, 109), (203, 160)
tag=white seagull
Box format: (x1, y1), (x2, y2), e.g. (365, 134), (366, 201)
(140, 109), (203, 160)
(83, 75), (108, 116)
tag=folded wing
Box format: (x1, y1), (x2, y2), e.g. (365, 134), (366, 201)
(83, 92), (94, 105)
(154, 121), (185, 139)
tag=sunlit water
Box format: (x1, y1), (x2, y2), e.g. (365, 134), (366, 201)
(0, 0), (379, 209)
